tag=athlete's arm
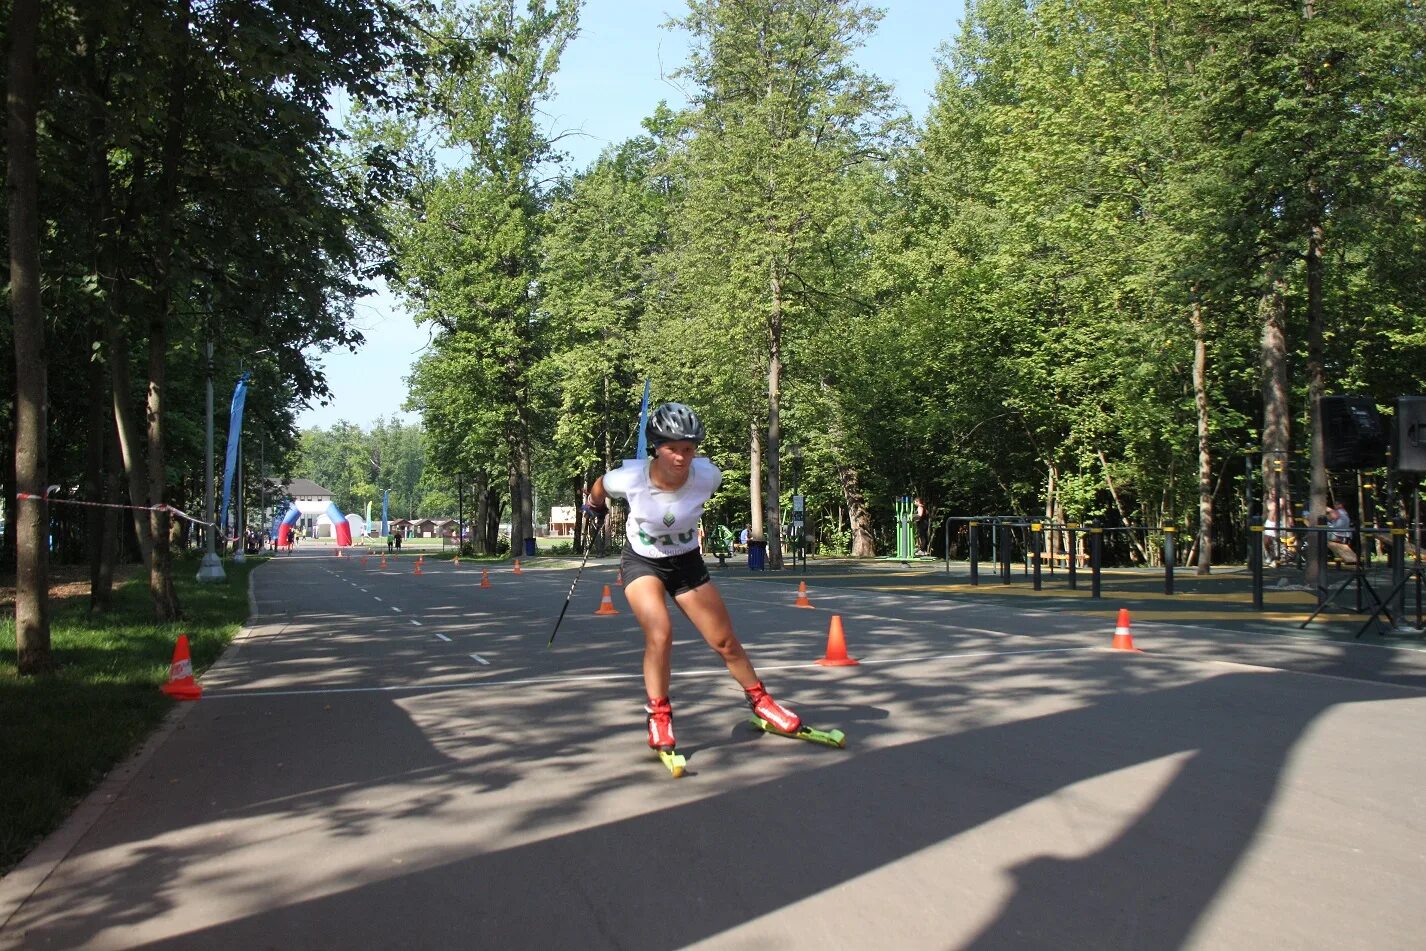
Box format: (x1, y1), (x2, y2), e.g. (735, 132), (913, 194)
(586, 476), (609, 512)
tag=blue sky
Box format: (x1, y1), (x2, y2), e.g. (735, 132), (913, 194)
(299, 0), (965, 432)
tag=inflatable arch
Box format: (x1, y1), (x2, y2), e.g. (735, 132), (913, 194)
(276, 501), (353, 547)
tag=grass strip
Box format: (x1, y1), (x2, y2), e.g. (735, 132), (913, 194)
(0, 556), (263, 875)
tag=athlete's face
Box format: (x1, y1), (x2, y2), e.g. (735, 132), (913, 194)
(655, 440), (698, 475)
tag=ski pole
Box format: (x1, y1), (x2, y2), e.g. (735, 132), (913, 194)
(548, 516), (605, 647)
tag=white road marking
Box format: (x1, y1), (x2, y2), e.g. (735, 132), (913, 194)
(410, 619), (421, 626)
(373, 596), (383, 602)
(359, 588), (367, 593)
(392, 606), (402, 613)
(469, 653), (491, 665)
(435, 633), (451, 642)
(205, 645), (1102, 699)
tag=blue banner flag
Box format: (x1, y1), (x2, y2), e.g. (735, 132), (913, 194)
(218, 371), (251, 535)
(381, 490), (389, 537)
(635, 378), (652, 460)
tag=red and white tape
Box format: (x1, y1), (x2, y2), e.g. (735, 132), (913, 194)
(15, 491), (214, 527)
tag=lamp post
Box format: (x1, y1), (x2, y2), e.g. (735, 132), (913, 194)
(197, 338), (226, 581)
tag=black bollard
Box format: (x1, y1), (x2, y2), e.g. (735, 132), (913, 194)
(1163, 525), (1176, 596)
(1067, 522), (1079, 590)
(1090, 524), (1103, 599)
(1031, 522), (1043, 591)
(969, 521), (980, 586)
(1315, 525), (1329, 605)
(1250, 518), (1264, 610)
(1392, 519), (1407, 621)
(1000, 522), (1012, 585)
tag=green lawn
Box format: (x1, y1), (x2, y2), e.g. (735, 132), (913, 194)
(0, 556), (262, 874)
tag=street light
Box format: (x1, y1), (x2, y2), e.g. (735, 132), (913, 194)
(197, 337), (226, 581)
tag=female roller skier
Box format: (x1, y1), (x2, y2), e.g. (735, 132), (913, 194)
(584, 402), (802, 754)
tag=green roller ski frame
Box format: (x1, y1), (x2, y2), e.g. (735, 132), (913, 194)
(657, 748), (687, 778)
(748, 717), (847, 748)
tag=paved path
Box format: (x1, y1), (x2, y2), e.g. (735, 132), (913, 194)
(4, 549), (1426, 949)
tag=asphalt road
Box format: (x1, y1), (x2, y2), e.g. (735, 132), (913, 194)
(4, 548), (1426, 949)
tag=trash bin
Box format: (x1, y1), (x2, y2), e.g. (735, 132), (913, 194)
(747, 539), (767, 571)
(524, 537), (537, 557)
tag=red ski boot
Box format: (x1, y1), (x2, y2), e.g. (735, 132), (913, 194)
(745, 681), (801, 734)
(645, 696), (676, 751)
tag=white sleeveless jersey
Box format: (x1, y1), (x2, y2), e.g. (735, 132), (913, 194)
(603, 457), (721, 558)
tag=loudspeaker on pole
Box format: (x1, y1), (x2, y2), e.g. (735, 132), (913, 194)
(1393, 396), (1426, 474)
(1321, 395), (1387, 471)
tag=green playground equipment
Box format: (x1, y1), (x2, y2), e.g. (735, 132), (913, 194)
(708, 524), (735, 566)
(894, 496), (915, 560)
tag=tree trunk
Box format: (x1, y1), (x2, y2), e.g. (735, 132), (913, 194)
(1260, 263), (1293, 531)
(765, 261), (784, 570)
(471, 470), (490, 555)
(86, 335), (115, 610)
(1096, 447), (1149, 563)
(9, 0), (52, 674)
(1306, 207), (1328, 588)
(142, 0), (191, 620)
(821, 381), (874, 556)
(749, 420), (764, 541)
(1190, 294), (1214, 574)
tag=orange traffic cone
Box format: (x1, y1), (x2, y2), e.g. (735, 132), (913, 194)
(816, 615), (859, 666)
(416, 555), (424, 566)
(1111, 608), (1141, 651)
(160, 634), (202, 700)
(413, 561), (423, 576)
(481, 568), (491, 588)
(380, 555), (387, 569)
(453, 555), (460, 567)
(617, 570), (624, 586)
(794, 580), (813, 608)
(513, 559), (523, 575)
(594, 584), (620, 615)
(361, 555), (369, 567)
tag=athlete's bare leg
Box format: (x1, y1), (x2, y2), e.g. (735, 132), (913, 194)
(674, 581), (758, 689)
(624, 575), (676, 699)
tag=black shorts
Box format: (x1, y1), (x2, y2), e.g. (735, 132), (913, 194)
(621, 547), (711, 598)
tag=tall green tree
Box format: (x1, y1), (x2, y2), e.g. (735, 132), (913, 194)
(656, 0), (897, 566)
(8, 0), (51, 673)
(378, 0), (579, 556)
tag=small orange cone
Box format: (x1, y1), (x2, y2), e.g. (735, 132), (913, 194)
(794, 580), (813, 608)
(1111, 608), (1141, 651)
(416, 555), (424, 566)
(816, 615), (859, 666)
(160, 634), (202, 700)
(617, 570), (624, 586)
(380, 555), (387, 569)
(413, 561), (423, 576)
(361, 555), (369, 566)
(513, 559), (523, 575)
(481, 568), (491, 588)
(453, 555), (460, 566)
(595, 584), (620, 615)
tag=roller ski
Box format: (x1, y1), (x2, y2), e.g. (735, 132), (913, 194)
(646, 697), (686, 778)
(744, 680), (847, 749)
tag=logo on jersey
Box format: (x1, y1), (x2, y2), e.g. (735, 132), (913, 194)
(663, 510), (676, 527)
